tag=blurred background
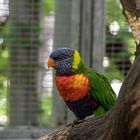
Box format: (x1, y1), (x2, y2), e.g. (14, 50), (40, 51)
(0, 0), (135, 139)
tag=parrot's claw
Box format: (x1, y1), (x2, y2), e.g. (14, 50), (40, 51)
(85, 114), (95, 120)
(66, 119), (85, 127)
(66, 115), (95, 127)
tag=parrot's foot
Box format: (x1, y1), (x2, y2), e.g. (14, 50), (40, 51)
(66, 115), (95, 127)
(85, 114), (95, 121)
(66, 119), (85, 127)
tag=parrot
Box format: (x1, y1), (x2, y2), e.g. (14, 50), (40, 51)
(47, 48), (117, 120)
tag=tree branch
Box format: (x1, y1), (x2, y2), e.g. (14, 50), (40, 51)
(120, 0), (140, 45)
(38, 55), (140, 140)
(38, 0), (140, 139)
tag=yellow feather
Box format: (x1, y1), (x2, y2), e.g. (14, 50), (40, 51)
(73, 74), (85, 88)
(72, 50), (81, 70)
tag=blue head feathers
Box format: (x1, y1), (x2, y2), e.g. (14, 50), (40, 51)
(48, 48), (75, 75)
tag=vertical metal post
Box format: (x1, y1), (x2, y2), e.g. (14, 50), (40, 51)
(53, 0), (106, 125)
(52, 0), (73, 126)
(9, 0), (40, 125)
(92, 0), (106, 72)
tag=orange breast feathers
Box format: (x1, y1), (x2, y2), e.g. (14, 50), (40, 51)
(55, 74), (90, 101)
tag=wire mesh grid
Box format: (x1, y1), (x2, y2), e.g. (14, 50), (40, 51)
(0, 0), (9, 126)
(0, 0), (9, 23)
(105, 0), (135, 95)
(0, 0), (135, 129)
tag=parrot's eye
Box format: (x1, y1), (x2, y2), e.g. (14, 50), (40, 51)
(58, 55), (64, 61)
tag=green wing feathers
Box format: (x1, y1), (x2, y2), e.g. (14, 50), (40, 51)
(87, 69), (117, 111)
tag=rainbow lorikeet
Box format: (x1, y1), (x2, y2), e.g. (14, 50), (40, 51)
(47, 48), (117, 119)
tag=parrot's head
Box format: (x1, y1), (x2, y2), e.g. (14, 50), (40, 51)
(47, 48), (81, 75)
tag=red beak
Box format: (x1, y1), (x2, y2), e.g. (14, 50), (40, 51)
(47, 58), (56, 68)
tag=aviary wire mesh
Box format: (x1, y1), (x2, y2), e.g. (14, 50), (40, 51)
(0, 0), (135, 128)
(105, 0), (135, 95)
(0, 0), (9, 126)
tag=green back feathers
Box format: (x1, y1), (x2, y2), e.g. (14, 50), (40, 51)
(73, 54), (117, 114)
(86, 69), (117, 111)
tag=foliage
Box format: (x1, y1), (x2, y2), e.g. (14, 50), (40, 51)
(106, 0), (126, 26)
(43, 0), (54, 15)
(105, 0), (135, 82)
(0, 25), (9, 119)
(40, 95), (52, 126)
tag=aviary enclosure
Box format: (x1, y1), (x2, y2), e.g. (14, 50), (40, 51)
(0, 0), (139, 139)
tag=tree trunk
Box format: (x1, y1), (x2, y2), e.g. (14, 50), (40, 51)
(38, 0), (140, 139)
(120, 0), (140, 44)
(39, 54), (140, 139)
